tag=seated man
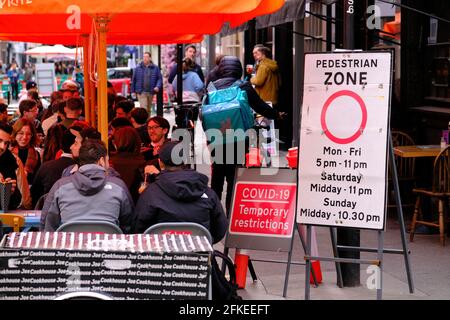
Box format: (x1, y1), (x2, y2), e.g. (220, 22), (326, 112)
(31, 129), (76, 207)
(134, 141), (228, 244)
(41, 139), (135, 233)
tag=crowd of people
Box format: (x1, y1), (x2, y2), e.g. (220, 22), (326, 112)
(0, 44), (283, 245)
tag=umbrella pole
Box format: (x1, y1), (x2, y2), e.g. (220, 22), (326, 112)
(82, 35), (91, 125)
(95, 15), (110, 148)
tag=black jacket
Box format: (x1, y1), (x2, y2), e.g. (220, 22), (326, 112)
(210, 55), (278, 120)
(134, 169), (228, 243)
(212, 79), (278, 120)
(31, 156), (75, 207)
(0, 149), (20, 209)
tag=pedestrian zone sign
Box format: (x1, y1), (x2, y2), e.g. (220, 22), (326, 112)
(297, 51), (392, 230)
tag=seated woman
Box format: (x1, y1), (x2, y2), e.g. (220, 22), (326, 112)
(42, 123), (65, 162)
(110, 126), (146, 203)
(10, 118), (42, 185)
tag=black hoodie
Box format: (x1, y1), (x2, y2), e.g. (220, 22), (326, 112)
(134, 169), (228, 243)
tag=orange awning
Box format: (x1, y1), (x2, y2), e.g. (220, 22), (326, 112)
(0, 14), (226, 40)
(0, 0), (269, 14)
(0, 33), (204, 45)
(0, 0), (285, 42)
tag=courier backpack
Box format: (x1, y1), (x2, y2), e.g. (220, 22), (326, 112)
(201, 81), (254, 145)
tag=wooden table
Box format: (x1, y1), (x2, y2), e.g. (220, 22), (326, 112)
(393, 145), (443, 158)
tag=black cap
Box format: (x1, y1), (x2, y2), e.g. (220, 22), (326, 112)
(26, 81), (37, 91)
(158, 141), (184, 167)
(80, 127), (101, 140)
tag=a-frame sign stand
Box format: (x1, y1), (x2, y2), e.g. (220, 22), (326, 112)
(303, 131), (414, 300)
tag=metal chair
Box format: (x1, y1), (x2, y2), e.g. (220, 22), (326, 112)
(410, 145), (450, 245)
(56, 220), (123, 234)
(143, 222), (213, 300)
(143, 222), (212, 244)
(34, 193), (48, 210)
(54, 291), (114, 300)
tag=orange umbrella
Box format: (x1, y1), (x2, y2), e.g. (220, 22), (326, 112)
(0, 0), (285, 143)
(0, 0), (272, 14)
(0, 33), (204, 45)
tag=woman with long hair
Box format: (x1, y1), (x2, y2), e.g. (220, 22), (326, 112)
(110, 126), (146, 203)
(42, 123), (65, 162)
(10, 118), (42, 185)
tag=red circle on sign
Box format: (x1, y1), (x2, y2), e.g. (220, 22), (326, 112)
(320, 90), (367, 144)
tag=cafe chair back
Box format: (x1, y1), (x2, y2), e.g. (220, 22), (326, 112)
(143, 222), (213, 300)
(143, 222), (213, 244)
(34, 193), (48, 210)
(56, 220), (123, 234)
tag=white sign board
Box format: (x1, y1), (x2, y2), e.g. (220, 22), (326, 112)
(297, 52), (392, 230)
(35, 63), (57, 97)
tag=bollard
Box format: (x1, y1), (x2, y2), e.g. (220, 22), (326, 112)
(309, 227), (323, 284)
(234, 249), (249, 289)
(310, 260), (323, 284)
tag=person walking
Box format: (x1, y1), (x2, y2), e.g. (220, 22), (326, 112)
(206, 55), (285, 212)
(7, 63), (20, 101)
(172, 58), (205, 103)
(23, 63), (33, 82)
(131, 52), (162, 115)
(168, 44), (204, 84)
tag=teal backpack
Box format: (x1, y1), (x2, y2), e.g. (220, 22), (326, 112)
(201, 81), (254, 145)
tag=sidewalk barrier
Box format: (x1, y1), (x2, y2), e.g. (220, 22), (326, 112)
(234, 249), (249, 289)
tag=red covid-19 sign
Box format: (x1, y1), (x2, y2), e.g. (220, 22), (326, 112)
(229, 182), (297, 237)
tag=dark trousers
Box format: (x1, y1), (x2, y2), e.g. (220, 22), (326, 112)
(211, 163), (236, 216)
(210, 140), (248, 216)
(10, 82), (18, 100)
